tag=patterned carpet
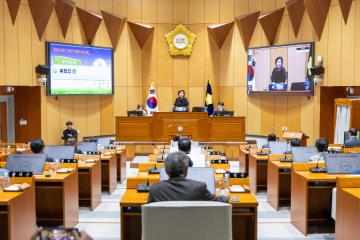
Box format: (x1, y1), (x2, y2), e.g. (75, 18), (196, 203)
(76, 158), (335, 240)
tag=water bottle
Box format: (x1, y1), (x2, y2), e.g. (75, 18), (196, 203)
(7, 145), (10, 154)
(2, 172), (10, 189)
(221, 173), (230, 198)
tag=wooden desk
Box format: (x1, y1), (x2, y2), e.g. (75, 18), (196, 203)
(101, 154), (117, 194)
(120, 189), (258, 240)
(267, 160), (291, 210)
(239, 149), (249, 173)
(249, 154), (268, 193)
(115, 112), (245, 142)
(0, 185), (36, 240)
(78, 161), (102, 210)
(291, 169), (339, 235)
(116, 149), (127, 182)
(35, 171), (78, 227)
(335, 177), (360, 240)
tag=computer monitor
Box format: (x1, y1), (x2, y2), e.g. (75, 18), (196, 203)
(160, 167), (215, 194)
(192, 106), (206, 112)
(218, 111), (234, 117)
(269, 141), (289, 154)
(292, 147), (318, 163)
(44, 145), (75, 160)
(344, 131), (351, 144)
(325, 153), (360, 174)
(6, 154), (46, 175)
(76, 142), (98, 153)
(127, 111), (144, 116)
(97, 138), (112, 147)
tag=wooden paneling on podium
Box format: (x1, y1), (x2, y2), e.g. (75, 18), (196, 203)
(116, 112), (245, 142)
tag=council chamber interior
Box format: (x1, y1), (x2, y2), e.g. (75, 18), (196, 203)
(0, 0), (360, 239)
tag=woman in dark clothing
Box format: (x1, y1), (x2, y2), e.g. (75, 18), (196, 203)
(271, 56), (288, 84)
(174, 90), (189, 108)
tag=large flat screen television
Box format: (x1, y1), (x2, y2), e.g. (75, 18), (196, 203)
(46, 42), (114, 95)
(247, 42), (314, 96)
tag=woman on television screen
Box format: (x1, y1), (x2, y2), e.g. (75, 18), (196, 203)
(271, 56), (288, 84)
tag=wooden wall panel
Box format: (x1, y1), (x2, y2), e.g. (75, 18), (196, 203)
(189, 86), (205, 108)
(173, 0), (189, 24)
(219, 28), (234, 86)
(327, 5), (342, 86)
(205, 0), (220, 23)
(157, 0), (172, 23)
(73, 96), (87, 141)
(274, 96), (288, 136)
(341, 4), (355, 86)
(356, 0), (360, 86)
(220, 0), (234, 22)
(261, 96), (275, 134)
(157, 24), (173, 87)
(18, 5), (32, 86)
(189, 24), (205, 87)
(46, 97), (61, 144)
(219, 86), (234, 110)
(287, 97), (301, 132)
(0, 0), (4, 85)
(142, 25), (157, 87)
(142, 0), (156, 23)
(235, 0), (248, 17)
(189, 0), (204, 24)
(157, 86), (173, 112)
(127, 0), (141, 22)
(86, 96), (100, 136)
(59, 96), (73, 130)
(4, 2), (19, 85)
(100, 96), (114, 135)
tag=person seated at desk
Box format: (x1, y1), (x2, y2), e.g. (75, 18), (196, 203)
(30, 139), (54, 162)
(290, 138), (301, 147)
(148, 152), (228, 203)
(174, 90), (189, 108)
(61, 121), (78, 145)
(178, 137), (194, 167)
(262, 133), (277, 149)
(136, 104), (147, 116)
(213, 101), (226, 116)
(309, 137), (329, 162)
(344, 128), (360, 147)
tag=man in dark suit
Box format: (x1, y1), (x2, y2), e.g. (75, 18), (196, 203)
(213, 101), (226, 116)
(344, 128), (360, 147)
(178, 136), (193, 167)
(148, 152), (228, 203)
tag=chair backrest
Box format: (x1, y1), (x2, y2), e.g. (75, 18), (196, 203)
(142, 201), (232, 240)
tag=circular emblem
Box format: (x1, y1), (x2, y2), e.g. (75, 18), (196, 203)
(177, 126), (184, 132)
(147, 97), (157, 109)
(173, 34), (188, 49)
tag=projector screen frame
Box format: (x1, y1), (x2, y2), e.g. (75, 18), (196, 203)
(247, 41), (315, 97)
(46, 41), (115, 96)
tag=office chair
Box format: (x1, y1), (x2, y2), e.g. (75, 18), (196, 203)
(142, 201), (232, 240)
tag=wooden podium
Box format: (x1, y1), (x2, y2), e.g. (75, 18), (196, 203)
(115, 112), (245, 142)
(282, 131), (307, 146)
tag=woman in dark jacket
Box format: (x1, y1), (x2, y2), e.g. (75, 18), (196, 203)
(271, 56), (288, 84)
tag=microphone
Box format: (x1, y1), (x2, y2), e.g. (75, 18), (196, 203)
(146, 179), (149, 188)
(310, 151), (327, 173)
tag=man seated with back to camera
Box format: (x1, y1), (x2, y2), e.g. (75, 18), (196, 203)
(344, 128), (360, 147)
(148, 152), (228, 203)
(309, 137), (329, 162)
(290, 138), (301, 147)
(262, 133), (277, 149)
(30, 139), (54, 162)
(178, 136), (193, 167)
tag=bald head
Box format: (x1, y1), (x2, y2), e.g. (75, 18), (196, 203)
(165, 152), (190, 178)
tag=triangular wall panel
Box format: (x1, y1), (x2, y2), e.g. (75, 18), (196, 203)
(303, 0), (331, 40)
(207, 22), (234, 49)
(5, 0), (21, 25)
(28, 0), (56, 40)
(286, 0), (305, 37)
(55, 0), (75, 38)
(259, 8), (285, 45)
(101, 10), (127, 50)
(127, 21), (154, 49)
(76, 7), (103, 45)
(339, 0), (353, 24)
(235, 11), (260, 50)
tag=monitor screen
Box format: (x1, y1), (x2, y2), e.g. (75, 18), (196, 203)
(160, 167), (215, 194)
(292, 147), (318, 163)
(76, 142), (98, 153)
(269, 141), (289, 154)
(44, 145), (75, 160)
(6, 154), (46, 175)
(46, 42), (114, 96)
(247, 42), (314, 96)
(324, 153), (360, 174)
